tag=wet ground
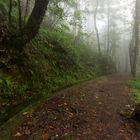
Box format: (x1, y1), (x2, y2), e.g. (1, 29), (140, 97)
(12, 75), (140, 140)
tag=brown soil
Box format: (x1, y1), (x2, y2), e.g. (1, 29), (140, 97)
(12, 75), (140, 140)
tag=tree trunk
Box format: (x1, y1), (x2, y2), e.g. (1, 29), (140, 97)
(106, 0), (110, 53)
(132, 0), (140, 77)
(3, 0), (50, 48)
(129, 26), (135, 75)
(17, 0), (22, 30)
(24, 0), (30, 24)
(94, 0), (101, 55)
(132, 0), (140, 122)
(8, 0), (13, 26)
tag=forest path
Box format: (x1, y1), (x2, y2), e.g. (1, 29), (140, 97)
(12, 75), (140, 140)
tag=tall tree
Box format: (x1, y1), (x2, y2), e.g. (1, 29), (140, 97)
(94, 0), (101, 55)
(131, 0), (140, 77)
(132, 0), (140, 122)
(106, 0), (110, 53)
(2, 0), (50, 48)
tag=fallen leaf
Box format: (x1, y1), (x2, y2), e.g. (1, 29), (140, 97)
(22, 112), (28, 116)
(14, 132), (22, 137)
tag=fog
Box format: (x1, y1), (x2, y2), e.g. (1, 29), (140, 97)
(55, 0), (134, 73)
(77, 0), (134, 73)
(21, 0), (136, 73)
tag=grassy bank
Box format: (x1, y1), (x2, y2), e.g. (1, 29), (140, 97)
(128, 77), (140, 105)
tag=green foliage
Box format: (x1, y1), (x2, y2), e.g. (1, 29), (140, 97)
(0, 77), (13, 98)
(49, 2), (64, 19)
(0, 0), (8, 20)
(128, 80), (140, 90)
(134, 91), (140, 104)
(0, 0), (23, 30)
(74, 10), (81, 20)
(128, 79), (140, 104)
(0, 76), (28, 99)
(22, 27), (115, 97)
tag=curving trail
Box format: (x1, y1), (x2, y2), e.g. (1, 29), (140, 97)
(12, 75), (140, 140)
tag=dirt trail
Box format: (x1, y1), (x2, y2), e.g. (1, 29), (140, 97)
(12, 75), (140, 140)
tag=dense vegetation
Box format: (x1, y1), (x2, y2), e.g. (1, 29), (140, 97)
(128, 78), (140, 121)
(129, 78), (140, 105)
(0, 0), (116, 125)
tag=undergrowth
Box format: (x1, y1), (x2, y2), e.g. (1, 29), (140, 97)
(0, 0), (116, 125)
(128, 77), (140, 104)
(0, 26), (115, 125)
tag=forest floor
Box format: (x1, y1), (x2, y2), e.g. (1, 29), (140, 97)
(1, 74), (140, 140)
